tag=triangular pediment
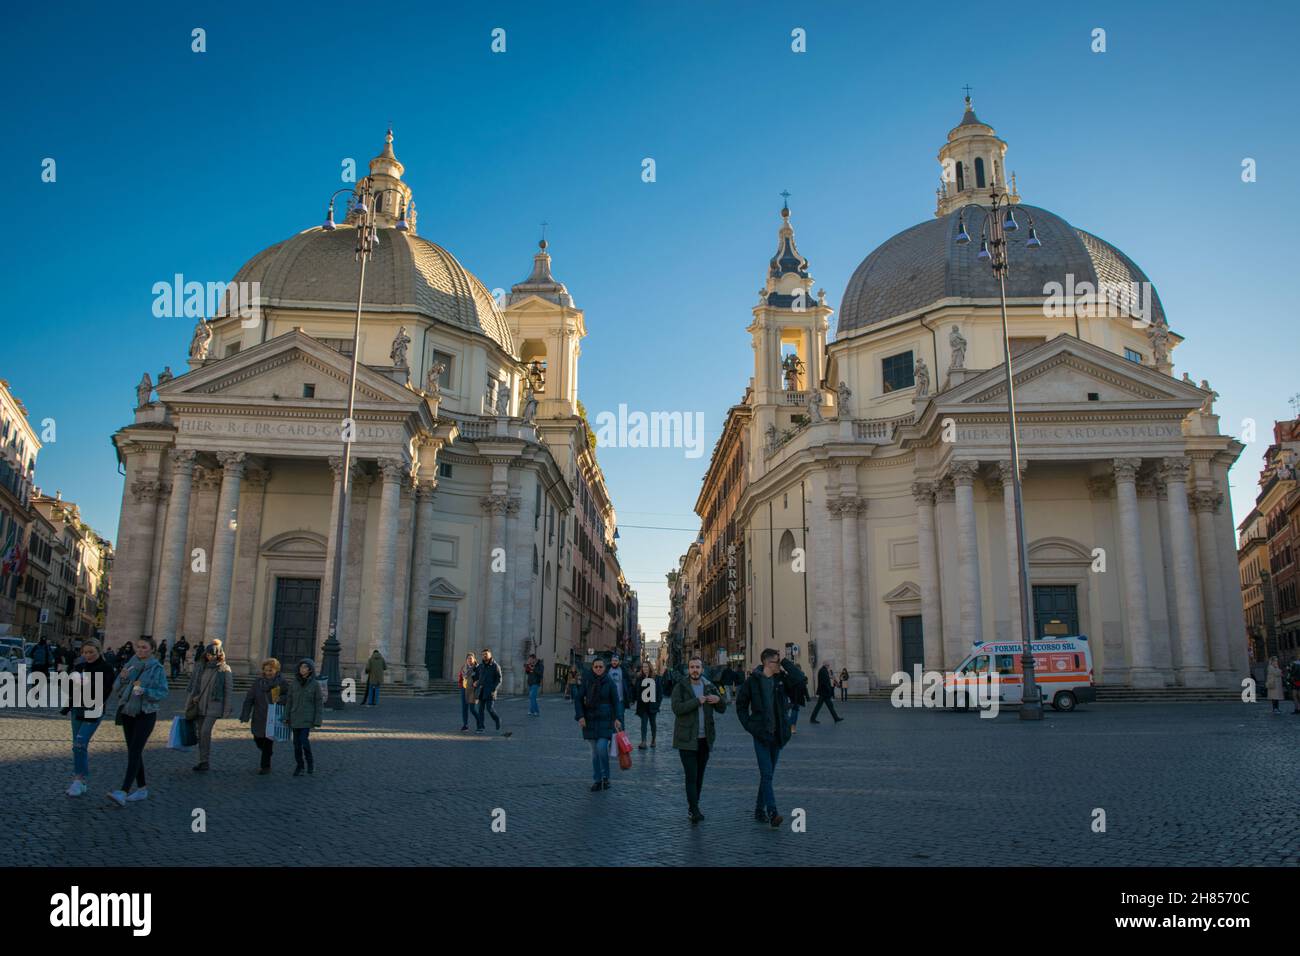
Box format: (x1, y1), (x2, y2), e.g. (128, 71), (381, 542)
(429, 576), (466, 600)
(940, 334), (1205, 410)
(882, 581), (922, 603)
(158, 330), (420, 407)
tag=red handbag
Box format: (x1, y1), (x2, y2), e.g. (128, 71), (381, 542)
(614, 730), (632, 754)
(618, 749), (632, 771)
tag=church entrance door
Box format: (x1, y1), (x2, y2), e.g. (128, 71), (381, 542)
(270, 577), (320, 667)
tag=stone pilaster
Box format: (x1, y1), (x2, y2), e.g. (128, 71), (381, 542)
(108, 468), (165, 645)
(1159, 458), (1212, 686)
(1113, 458), (1161, 686)
(949, 461), (983, 649)
(203, 451), (246, 642)
(508, 474), (539, 695)
(831, 494), (866, 684)
(1192, 489), (1232, 684)
(370, 457), (405, 659)
(997, 459), (1027, 645)
(934, 476), (960, 666)
(911, 481), (944, 670)
(405, 479), (438, 688)
(181, 466), (221, 643)
(150, 449), (197, 643)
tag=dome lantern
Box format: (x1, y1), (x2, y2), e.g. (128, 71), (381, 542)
(935, 91), (1018, 217)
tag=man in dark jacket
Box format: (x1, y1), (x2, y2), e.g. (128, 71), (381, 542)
(810, 661), (844, 724)
(526, 653), (544, 717)
(174, 636), (190, 677)
(475, 648), (503, 733)
(736, 648), (796, 827)
(607, 652), (634, 724)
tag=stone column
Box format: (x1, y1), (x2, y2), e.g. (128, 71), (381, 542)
(341, 471), (371, 669)
(1209, 464), (1250, 677)
(318, 456), (353, 647)
(1192, 489), (1232, 683)
(835, 495), (866, 683)
(181, 467), (220, 643)
(509, 473), (539, 694)
(1159, 458), (1212, 686)
(202, 451), (246, 642)
(1113, 458), (1160, 686)
(950, 461), (983, 648)
(405, 479), (437, 688)
(226, 466), (269, 668)
(1153, 475), (1182, 672)
(998, 459), (1026, 646)
(110, 473), (164, 644)
(370, 457), (405, 659)
(912, 481), (944, 671)
(934, 477), (961, 666)
(150, 449), (197, 643)
(481, 494), (510, 650)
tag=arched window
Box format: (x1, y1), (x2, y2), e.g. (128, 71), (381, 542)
(975, 157), (986, 189)
(955, 161), (965, 192)
(778, 529), (797, 565)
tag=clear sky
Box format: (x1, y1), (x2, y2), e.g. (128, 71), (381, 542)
(4, 0), (1297, 641)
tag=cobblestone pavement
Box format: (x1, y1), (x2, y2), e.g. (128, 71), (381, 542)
(1, 691), (1295, 867)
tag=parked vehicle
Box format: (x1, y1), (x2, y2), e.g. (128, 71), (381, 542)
(945, 636), (1096, 712)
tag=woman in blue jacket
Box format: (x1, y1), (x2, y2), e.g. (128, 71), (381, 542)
(106, 636), (169, 806)
(573, 658), (622, 792)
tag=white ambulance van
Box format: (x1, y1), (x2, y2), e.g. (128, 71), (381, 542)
(947, 635), (1096, 711)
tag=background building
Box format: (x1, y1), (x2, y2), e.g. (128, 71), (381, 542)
(0, 380), (40, 631)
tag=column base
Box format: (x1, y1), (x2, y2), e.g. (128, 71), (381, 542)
(1211, 670), (1240, 690)
(410, 669), (429, 690)
(1128, 668), (1168, 689)
(1175, 667), (1217, 688)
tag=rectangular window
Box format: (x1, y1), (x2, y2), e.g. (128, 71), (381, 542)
(1124, 347), (1143, 364)
(438, 462), (453, 479)
(430, 350), (453, 389)
(320, 337), (355, 357)
(880, 350), (915, 393)
(224, 342), (241, 358)
(302, 384), (316, 398)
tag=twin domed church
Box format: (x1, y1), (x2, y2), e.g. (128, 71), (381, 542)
(701, 96), (1247, 691)
(107, 131), (628, 693)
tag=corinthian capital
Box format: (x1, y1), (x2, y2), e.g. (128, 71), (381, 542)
(480, 494), (510, 516)
(948, 461), (980, 487)
(911, 481), (937, 506)
(1159, 456), (1191, 484)
(376, 457), (406, 482)
(216, 451), (247, 478)
(1112, 457), (1142, 483)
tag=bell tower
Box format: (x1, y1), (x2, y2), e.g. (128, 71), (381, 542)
(746, 197), (832, 468)
(935, 92), (1019, 217)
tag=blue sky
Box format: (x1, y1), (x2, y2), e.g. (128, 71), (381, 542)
(4, 0), (1297, 639)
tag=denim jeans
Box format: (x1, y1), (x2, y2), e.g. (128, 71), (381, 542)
(477, 697), (499, 730)
(638, 711), (657, 743)
(752, 736), (782, 813)
(365, 683), (379, 706)
(528, 683), (540, 715)
(71, 716), (100, 778)
(292, 728), (313, 769)
(589, 737), (611, 782)
(460, 693), (472, 728)
(788, 704), (801, 727)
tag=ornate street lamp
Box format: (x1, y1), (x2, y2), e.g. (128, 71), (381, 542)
(954, 181), (1044, 720)
(319, 176), (408, 710)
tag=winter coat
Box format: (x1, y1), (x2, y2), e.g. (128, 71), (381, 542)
(1266, 662), (1284, 701)
(816, 665), (835, 700)
(634, 674), (663, 716)
(112, 654), (169, 716)
(285, 666), (323, 729)
(365, 652), (386, 685)
(476, 658), (502, 700)
(670, 675), (727, 751)
(240, 674), (290, 738)
(736, 665), (794, 748)
(784, 659), (810, 707)
(526, 659), (544, 687)
(573, 672), (620, 740)
(188, 662), (235, 718)
(63, 655), (116, 723)
(459, 664), (477, 703)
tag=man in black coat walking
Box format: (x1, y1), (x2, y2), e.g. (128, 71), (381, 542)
(736, 649), (798, 827)
(475, 648), (503, 733)
(810, 661), (844, 724)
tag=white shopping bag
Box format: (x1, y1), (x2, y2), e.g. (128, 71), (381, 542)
(267, 702), (291, 742)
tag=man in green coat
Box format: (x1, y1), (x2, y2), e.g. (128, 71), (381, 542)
(671, 655), (727, 823)
(363, 649), (386, 706)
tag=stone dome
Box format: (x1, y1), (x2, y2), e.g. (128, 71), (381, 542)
(838, 203), (1165, 335)
(232, 225), (515, 354)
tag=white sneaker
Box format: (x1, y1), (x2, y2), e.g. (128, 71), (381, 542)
(66, 780), (87, 797)
(126, 787), (149, 802)
(106, 790), (128, 807)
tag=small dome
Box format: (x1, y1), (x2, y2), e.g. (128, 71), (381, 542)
(232, 226), (515, 354)
(838, 203), (1165, 334)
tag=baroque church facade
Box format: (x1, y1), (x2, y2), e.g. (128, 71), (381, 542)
(737, 99), (1247, 691)
(105, 132), (626, 692)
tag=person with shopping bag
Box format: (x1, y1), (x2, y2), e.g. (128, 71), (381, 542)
(106, 636), (169, 807)
(240, 658), (290, 774)
(185, 638), (235, 772)
(671, 655), (727, 824)
(573, 657), (621, 792)
(286, 658), (324, 776)
(457, 653), (478, 732)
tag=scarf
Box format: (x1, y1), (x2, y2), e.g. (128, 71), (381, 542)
(583, 672), (606, 711)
